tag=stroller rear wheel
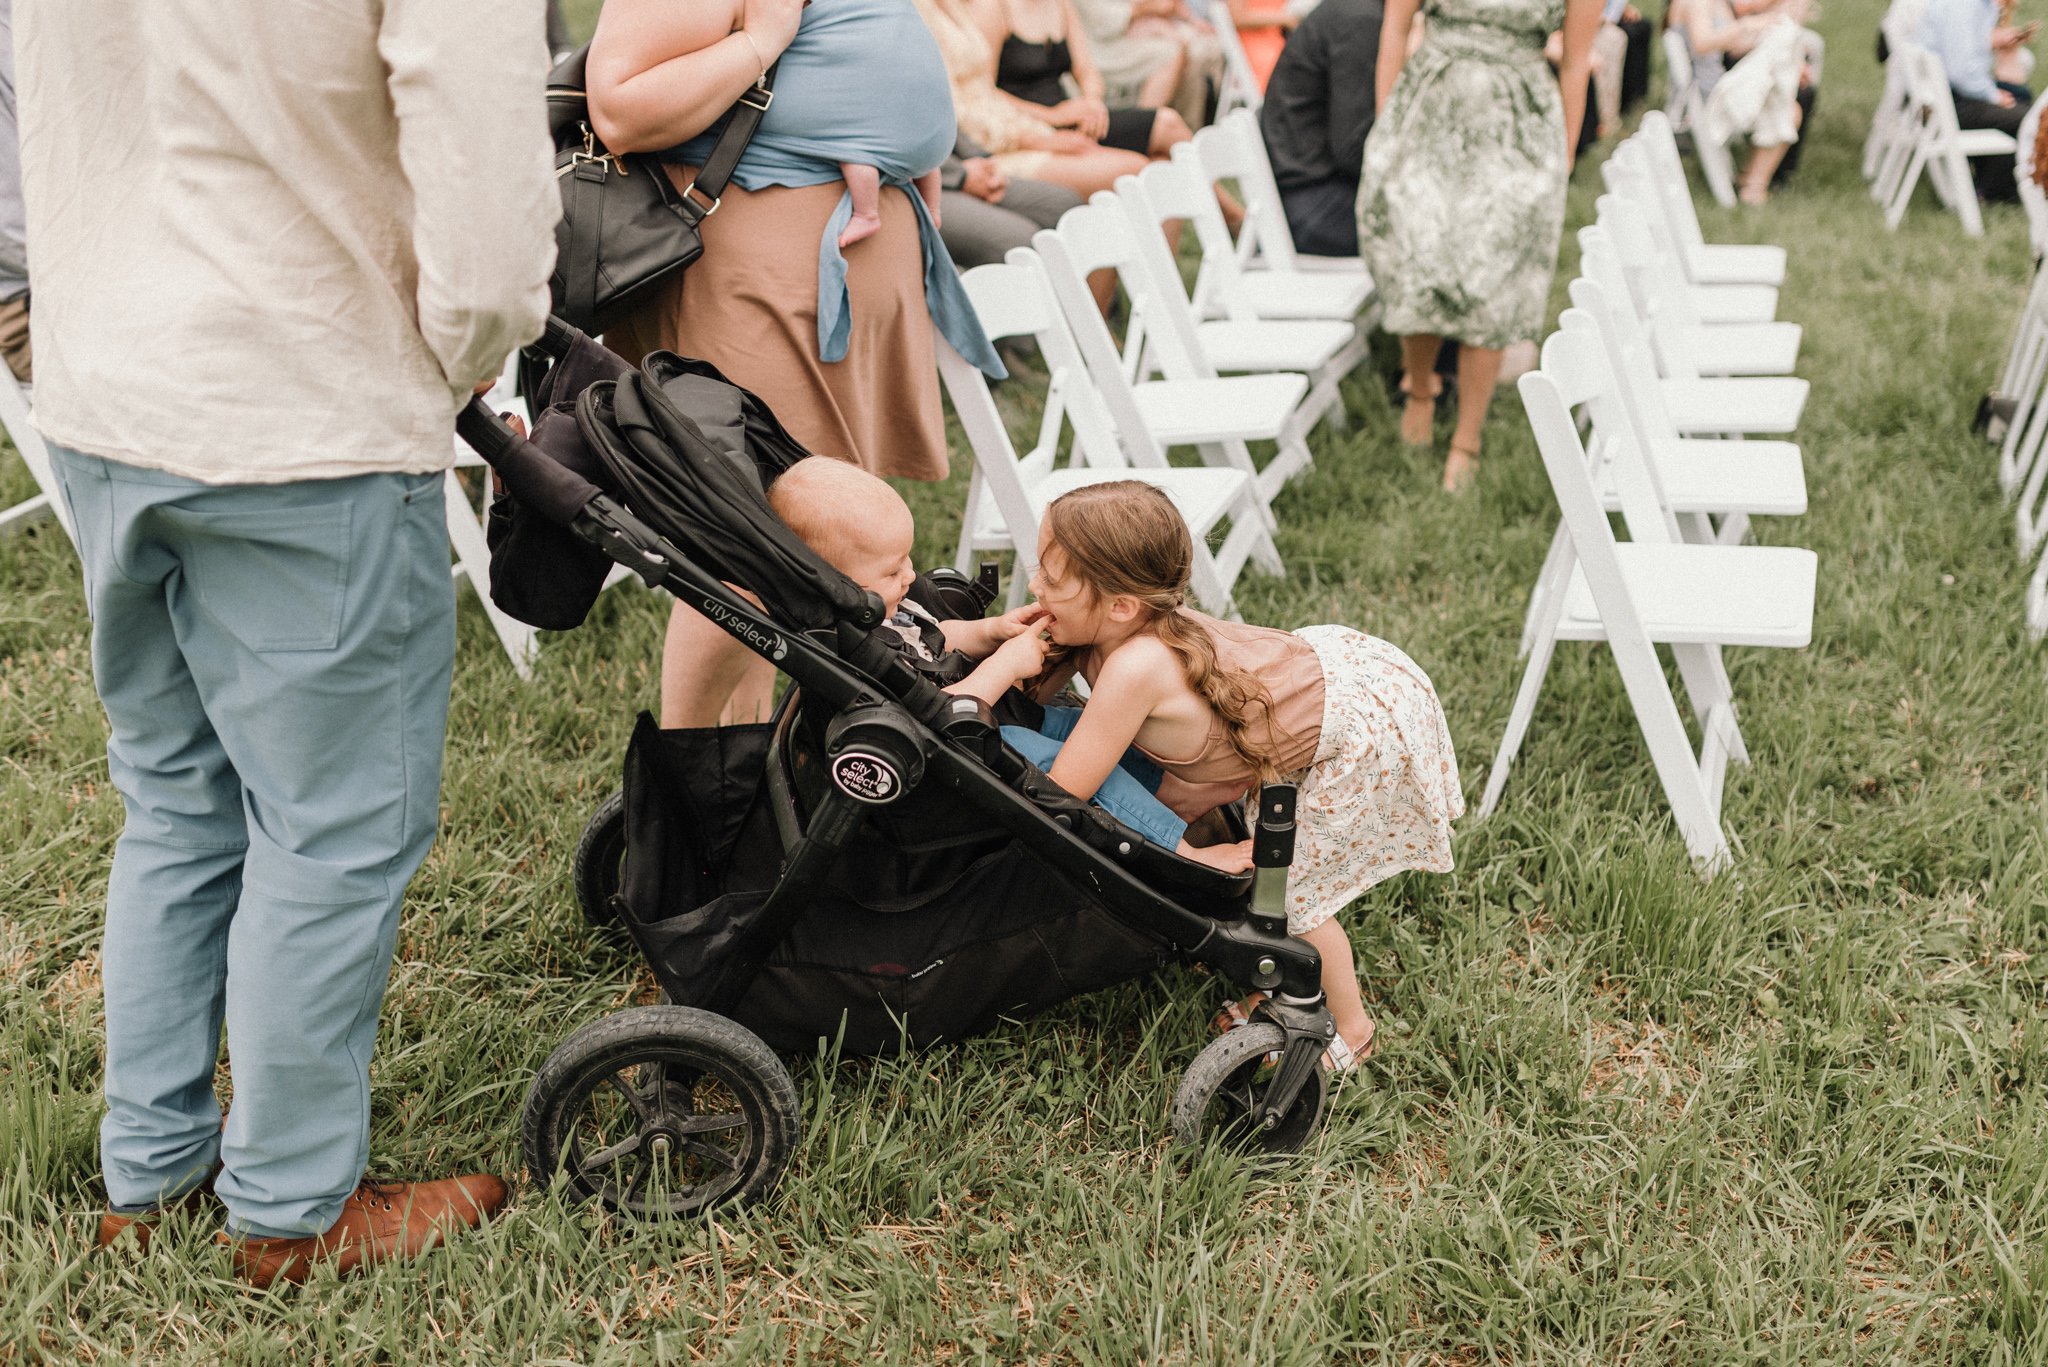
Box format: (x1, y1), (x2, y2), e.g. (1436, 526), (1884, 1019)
(1171, 1022), (1327, 1154)
(572, 788), (627, 926)
(522, 1006), (801, 1217)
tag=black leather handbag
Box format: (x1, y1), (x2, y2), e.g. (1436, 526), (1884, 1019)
(547, 45), (777, 334)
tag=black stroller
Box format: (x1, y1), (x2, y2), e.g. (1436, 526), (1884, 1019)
(461, 320), (1339, 1218)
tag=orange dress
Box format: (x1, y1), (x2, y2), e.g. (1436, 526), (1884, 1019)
(1236, 0), (1290, 91)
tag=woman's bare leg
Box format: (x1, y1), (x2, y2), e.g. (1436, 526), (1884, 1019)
(1138, 42), (1187, 110)
(1145, 107), (1192, 158)
(660, 600), (777, 728)
(1446, 342), (1504, 492)
(1399, 333), (1443, 446)
(1029, 145), (1154, 199)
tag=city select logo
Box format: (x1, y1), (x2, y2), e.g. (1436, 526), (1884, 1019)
(830, 752), (900, 804)
(700, 597), (788, 661)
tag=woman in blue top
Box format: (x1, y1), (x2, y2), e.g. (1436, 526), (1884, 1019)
(592, 0), (1001, 729)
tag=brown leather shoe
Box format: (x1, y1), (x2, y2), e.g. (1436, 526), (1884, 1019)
(97, 1171), (220, 1251)
(221, 1175), (509, 1289)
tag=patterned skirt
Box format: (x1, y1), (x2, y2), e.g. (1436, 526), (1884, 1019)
(1282, 627), (1464, 934)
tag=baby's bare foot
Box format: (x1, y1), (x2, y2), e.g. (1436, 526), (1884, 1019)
(838, 210), (882, 250)
(1177, 837), (1254, 873)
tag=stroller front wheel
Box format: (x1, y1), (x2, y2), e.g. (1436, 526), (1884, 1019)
(1171, 1022), (1327, 1155)
(572, 788), (627, 926)
(521, 1006), (801, 1217)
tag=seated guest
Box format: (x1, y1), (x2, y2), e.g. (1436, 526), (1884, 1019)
(918, 0), (1156, 200)
(1258, 0), (1381, 257)
(1672, 0), (1809, 204)
(1617, 2), (1652, 112)
(938, 133), (1085, 270)
(1071, 0), (1226, 128)
(978, 0), (1194, 157)
(1918, 0), (2032, 199)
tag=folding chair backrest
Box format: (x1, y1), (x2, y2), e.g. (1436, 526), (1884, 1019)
(1662, 29), (1699, 128)
(1196, 109), (1302, 273)
(1213, 19), (1266, 118)
(1556, 308), (1684, 544)
(1028, 226), (1174, 469)
(1167, 142), (1253, 317)
(1635, 112), (1719, 250)
(1102, 175), (1217, 383)
(1596, 191), (1706, 336)
(955, 256), (1127, 475)
(1521, 365), (1654, 655)
(1568, 272), (1685, 448)
(1903, 44), (1964, 139)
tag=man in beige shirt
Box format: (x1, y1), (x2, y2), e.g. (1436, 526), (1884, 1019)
(17, 0), (558, 1286)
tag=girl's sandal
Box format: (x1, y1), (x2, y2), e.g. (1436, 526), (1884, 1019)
(1400, 378), (1441, 447)
(1211, 991), (1269, 1036)
(1322, 1016), (1378, 1076)
(1442, 439), (1481, 494)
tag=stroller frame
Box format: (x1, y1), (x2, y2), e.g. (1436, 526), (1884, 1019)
(464, 321), (1337, 1213)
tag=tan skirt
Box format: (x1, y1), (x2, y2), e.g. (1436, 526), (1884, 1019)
(606, 170), (949, 483)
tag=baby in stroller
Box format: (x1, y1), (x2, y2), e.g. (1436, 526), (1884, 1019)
(767, 458), (1257, 870)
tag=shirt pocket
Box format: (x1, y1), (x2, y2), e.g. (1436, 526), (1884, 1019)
(180, 503), (354, 653)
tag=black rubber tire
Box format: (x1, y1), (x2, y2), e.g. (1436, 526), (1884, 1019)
(1170, 1022), (1327, 1154)
(521, 1006), (801, 1217)
(572, 788), (627, 927)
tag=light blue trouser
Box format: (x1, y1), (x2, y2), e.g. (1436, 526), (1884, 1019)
(48, 445), (455, 1239)
(1001, 706), (1188, 850)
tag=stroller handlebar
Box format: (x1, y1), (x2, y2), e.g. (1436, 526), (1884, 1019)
(455, 395), (603, 529)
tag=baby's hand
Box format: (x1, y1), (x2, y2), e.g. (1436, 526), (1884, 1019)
(985, 603), (1048, 642)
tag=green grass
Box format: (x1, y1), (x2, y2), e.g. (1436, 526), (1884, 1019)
(7, 4), (2048, 1361)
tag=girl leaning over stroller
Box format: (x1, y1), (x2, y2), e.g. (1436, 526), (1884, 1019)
(965, 482), (1466, 1072)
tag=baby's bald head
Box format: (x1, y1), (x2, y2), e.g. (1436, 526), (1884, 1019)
(770, 457), (918, 614)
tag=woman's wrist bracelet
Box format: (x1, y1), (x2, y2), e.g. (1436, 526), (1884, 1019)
(736, 28), (769, 84)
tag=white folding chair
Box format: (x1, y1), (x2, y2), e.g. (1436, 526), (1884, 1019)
(1876, 42), (2016, 238)
(1165, 139), (1375, 323)
(1110, 168), (1363, 434)
(2028, 540), (2048, 640)
(1190, 109), (1368, 276)
(937, 255), (1281, 618)
(1032, 210), (1313, 510)
(1593, 192), (1801, 377)
(0, 374), (76, 547)
(1516, 290), (1807, 654)
(1481, 325), (1817, 872)
(1661, 28), (1740, 209)
(1866, 0), (1932, 180)
(1579, 226), (1807, 435)
(1613, 121), (1787, 293)
(1212, 18), (1266, 120)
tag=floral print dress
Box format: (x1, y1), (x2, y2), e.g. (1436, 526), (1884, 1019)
(1355, 0), (1570, 350)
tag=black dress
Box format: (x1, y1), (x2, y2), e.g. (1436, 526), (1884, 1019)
(995, 33), (1159, 154)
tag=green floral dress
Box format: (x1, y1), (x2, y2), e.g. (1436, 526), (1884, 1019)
(1355, 0), (1569, 350)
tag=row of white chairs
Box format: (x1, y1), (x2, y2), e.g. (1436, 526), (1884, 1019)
(1481, 118), (1816, 873)
(935, 109), (1375, 622)
(1984, 256), (2048, 639)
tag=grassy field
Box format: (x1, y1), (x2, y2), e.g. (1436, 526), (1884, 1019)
(7, 4), (2048, 1363)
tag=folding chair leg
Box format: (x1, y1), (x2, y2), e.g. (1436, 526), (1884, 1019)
(1710, 512), (1751, 547)
(1518, 523), (1571, 659)
(1481, 583), (1569, 817)
(1951, 153), (1987, 236)
(1188, 544), (1239, 621)
(444, 469), (537, 680)
(1670, 641), (1751, 768)
(1195, 440), (1282, 525)
(1608, 633), (1733, 871)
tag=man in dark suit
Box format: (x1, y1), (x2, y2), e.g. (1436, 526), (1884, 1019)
(1258, 0), (1384, 259)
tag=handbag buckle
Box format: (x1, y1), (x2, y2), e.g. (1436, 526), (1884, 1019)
(738, 82), (774, 113)
(680, 181), (722, 218)
(571, 124), (626, 176)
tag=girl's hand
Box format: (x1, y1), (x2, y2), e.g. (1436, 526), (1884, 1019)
(986, 626), (1051, 684)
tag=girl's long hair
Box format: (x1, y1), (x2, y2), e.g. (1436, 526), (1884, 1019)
(1042, 482), (1288, 781)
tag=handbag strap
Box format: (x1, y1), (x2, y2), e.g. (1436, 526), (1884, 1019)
(677, 63), (780, 225)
